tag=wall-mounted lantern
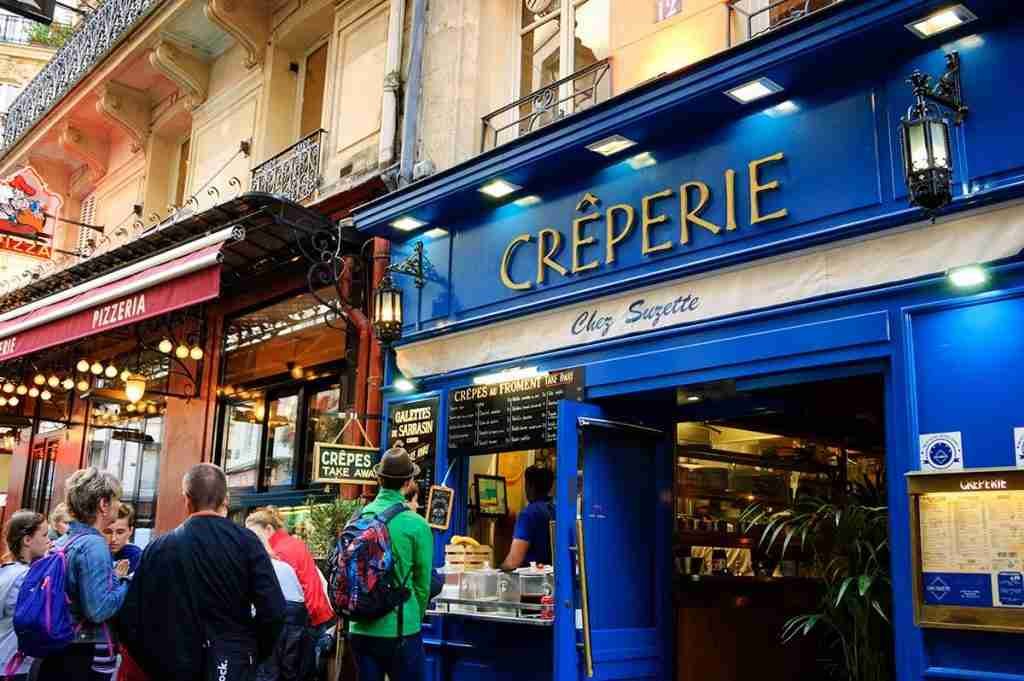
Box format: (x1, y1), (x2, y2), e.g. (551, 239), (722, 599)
(371, 241), (429, 345)
(900, 52), (968, 214)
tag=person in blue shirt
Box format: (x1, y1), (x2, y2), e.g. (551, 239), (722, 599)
(501, 465), (555, 570)
(104, 503), (142, 576)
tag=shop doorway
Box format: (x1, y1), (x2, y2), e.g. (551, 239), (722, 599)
(555, 368), (892, 681)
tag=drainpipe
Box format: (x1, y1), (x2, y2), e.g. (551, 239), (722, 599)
(399, 0), (428, 186)
(378, 0), (407, 169)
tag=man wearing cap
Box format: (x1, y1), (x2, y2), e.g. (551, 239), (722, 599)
(349, 447), (433, 681)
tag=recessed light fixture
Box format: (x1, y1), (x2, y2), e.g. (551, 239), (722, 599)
(513, 195), (542, 208)
(394, 377), (416, 393)
(391, 216), (427, 232)
(423, 227), (448, 239)
(585, 134), (637, 157)
(947, 264), (988, 288)
(725, 77), (783, 104)
(473, 366), (546, 386)
(686, 395), (702, 403)
(906, 5), (977, 39)
(627, 152), (657, 170)
(478, 179), (521, 199)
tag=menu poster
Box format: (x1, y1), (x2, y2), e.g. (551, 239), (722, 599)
(388, 397), (440, 504)
(920, 490), (1024, 608)
(426, 485), (454, 531)
(447, 367), (583, 457)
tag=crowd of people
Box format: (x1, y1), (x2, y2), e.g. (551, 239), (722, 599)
(0, 446), (435, 681)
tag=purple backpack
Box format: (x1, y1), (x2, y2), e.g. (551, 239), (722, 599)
(12, 534), (86, 658)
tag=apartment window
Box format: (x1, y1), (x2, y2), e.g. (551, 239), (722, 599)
(518, 0), (609, 125)
(174, 137), (190, 206)
(300, 44), (328, 138)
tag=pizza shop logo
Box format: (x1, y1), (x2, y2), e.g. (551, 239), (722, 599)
(922, 435), (961, 470)
(0, 167), (61, 261)
(0, 336), (16, 357)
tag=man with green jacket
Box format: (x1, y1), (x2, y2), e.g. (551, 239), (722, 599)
(349, 447), (433, 681)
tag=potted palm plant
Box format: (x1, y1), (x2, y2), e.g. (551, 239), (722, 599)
(741, 473), (893, 681)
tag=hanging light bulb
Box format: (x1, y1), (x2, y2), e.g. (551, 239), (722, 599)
(175, 345), (189, 360)
(7, 397), (18, 407)
(158, 339), (173, 354)
(90, 362), (103, 375)
(189, 346), (204, 361)
(39, 390), (52, 401)
(76, 380), (89, 393)
(146, 404), (157, 415)
(47, 375), (59, 388)
(27, 387), (39, 398)
(33, 374), (45, 386)
(120, 370), (130, 382)
(2, 383), (13, 394)
(61, 378), (74, 391)
(104, 365), (118, 379)
(0, 397), (7, 407)
(76, 359), (90, 373)
(124, 374), (146, 403)
(15, 385), (27, 396)
(125, 403), (136, 413)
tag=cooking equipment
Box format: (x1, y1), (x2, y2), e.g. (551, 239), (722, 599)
(461, 563), (501, 611)
(515, 563), (554, 603)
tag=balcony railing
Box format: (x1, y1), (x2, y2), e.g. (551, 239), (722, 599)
(729, 0), (844, 45)
(0, 15), (39, 45)
(0, 0), (165, 152)
(250, 129), (326, 204)
(480, 59), (611, 153)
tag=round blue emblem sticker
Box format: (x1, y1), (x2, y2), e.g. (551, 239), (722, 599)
(920, 433), (963, 470)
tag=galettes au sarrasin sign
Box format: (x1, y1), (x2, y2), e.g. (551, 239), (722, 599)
(499, 152), (788, 291)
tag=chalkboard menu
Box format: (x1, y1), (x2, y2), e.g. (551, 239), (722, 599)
(388, 397), (440, 507)
(447, 367), (583, 457)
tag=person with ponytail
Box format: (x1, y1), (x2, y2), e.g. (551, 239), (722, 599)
(0, 510), (51, 680)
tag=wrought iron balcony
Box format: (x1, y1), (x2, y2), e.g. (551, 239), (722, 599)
(0, 0), (165, 152)
(729, 0), (843, 45)
(481, 59), (611, 153)
(250, 129), (326, 204)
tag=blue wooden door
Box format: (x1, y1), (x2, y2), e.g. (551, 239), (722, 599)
(554, 401), (672, 681)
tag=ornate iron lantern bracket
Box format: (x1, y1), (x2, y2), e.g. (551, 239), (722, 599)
(386, 241), (428, 289)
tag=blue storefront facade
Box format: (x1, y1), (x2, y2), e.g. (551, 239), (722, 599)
(355, 1), (1024, 679)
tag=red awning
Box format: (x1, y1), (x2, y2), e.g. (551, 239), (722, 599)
(0, 244), (223, 363)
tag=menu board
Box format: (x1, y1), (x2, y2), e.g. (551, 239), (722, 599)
(919, 490), (1024, 608)
(388, 397), (440, 508)
(447, 368), (583, 457)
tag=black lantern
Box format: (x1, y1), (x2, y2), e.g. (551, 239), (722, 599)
(371, 242), (429, 345)
(900, 52), (968, 214)
(372, 274), (404, 344)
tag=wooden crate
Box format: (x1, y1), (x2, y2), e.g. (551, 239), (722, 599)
(444, 544), (493, 570)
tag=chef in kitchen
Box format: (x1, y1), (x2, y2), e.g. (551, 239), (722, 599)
(501, 465), (555, 570)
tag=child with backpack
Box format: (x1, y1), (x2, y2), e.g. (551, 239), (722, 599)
(329, 448), (433, 681)
(0, 510), (52, 680)
(22, 468), (129, 681)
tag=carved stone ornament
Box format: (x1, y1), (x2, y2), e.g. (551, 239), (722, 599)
(203, 0), (270, 70)
(148, 40), (210, 110)
(525, 0), (555, 15)
(96, 81), (152, 153)
(58, 120), (108, 188)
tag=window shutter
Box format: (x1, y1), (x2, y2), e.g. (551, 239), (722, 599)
(77, 194), (97, 256)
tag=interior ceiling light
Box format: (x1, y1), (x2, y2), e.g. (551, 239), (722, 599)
(906, 5), (978, 39)
(725, 77), (783, 104)
(478, 179), (521, 199)
(391, 216), (427, 232)
(947, 264), (988, 288)
(513, 195), (542, 208)
(585, 134), (637, 157)
(423, 228), (449, 239)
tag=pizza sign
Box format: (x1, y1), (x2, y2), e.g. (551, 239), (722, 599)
(0, 167), (60, 261)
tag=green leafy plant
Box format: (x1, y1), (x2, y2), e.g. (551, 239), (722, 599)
(305, 496), (362, 558)
(27, 21), (75, 48)
(741, 473), (892, 681)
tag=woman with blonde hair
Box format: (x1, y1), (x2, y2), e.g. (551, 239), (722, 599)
(48, 503), (70, 541)
(37, 468), (128, 681)
(0, 510), (51, 680)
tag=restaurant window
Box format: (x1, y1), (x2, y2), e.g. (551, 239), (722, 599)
(87, 407), (162, 530)
(518, 0), (609, 128)
(217, 289), (353, 506)
(23, 438), (58, 516)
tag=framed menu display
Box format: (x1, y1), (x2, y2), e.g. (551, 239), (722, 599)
(426, 485), (454, 531)
(908, 467), (1024, 632)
